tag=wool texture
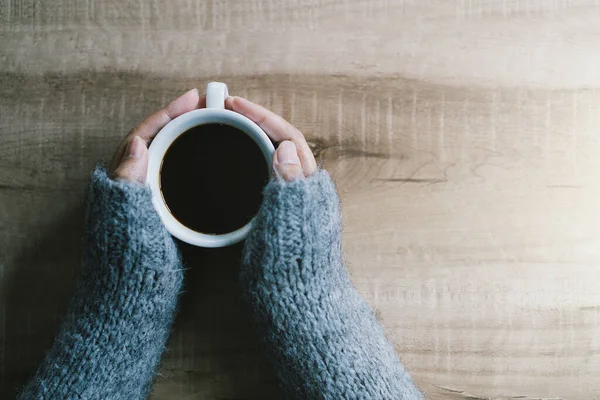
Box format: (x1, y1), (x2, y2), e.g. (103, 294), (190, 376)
(19, 165), (421, 400)
(18, 165), (183, 400)
(241, 169), (423, 400)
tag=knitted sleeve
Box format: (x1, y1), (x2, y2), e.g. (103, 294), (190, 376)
(241, 170), (423, 399)
(18, 165), (183, 400)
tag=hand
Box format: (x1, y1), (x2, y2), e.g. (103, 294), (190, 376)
(110, 89), (205, 183)
(111, 90), (317, 183)
(225, 96), (317, 181)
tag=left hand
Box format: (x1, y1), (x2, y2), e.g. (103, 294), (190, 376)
(110, 89), (205, 183)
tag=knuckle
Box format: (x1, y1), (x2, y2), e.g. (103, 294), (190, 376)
(160, 108), (173, 122)
(128, 121), (143, 136)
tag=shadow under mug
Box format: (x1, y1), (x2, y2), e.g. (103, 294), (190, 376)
(146, 82), (275, 248)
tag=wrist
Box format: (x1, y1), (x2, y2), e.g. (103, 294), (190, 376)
(85, 165), (180, 275)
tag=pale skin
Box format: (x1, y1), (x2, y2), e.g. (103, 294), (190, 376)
(111, 88), (317, 183)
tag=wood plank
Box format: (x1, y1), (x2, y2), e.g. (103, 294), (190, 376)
(3, 1), (600, 399)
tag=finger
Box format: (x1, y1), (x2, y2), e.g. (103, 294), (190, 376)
(111, 89), (202, 170)
(225, 96), (317, 176)
(198, 95), (207, 109)
(112, 136), (149, 184)
(273, 140), (303, 182)
(134, 88), (201, 140)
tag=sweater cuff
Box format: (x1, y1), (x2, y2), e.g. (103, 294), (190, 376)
(85, 164), (180, 274)
(265, 168), (341, 229)
(242, 169), (343, 287)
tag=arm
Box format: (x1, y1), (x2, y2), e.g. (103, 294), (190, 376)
(18, 166), (182, 400)
(241, 170), (423, 400)
(18, 87), (202, 400)
(226, 95), (422, 399)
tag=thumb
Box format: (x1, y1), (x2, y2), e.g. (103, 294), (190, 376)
(273, 141), (303, 182)
(112, 136), (149, 184)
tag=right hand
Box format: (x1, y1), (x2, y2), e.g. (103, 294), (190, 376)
(225, 96), (317, 181)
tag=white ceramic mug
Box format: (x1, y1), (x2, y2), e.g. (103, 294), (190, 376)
(147, 82), (275, 248)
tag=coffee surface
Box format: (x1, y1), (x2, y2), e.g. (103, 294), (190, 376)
(160, 123), (269, 235)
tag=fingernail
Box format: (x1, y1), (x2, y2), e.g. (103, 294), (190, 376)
(276, 141), (300, 165)
(125, 136), (145, 159)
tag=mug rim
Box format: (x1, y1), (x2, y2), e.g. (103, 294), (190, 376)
(146, 108), (275, 248)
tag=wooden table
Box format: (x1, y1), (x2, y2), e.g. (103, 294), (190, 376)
(3, 1), (600, 399)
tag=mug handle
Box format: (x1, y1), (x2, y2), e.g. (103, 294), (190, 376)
(206, 82), (229, 109)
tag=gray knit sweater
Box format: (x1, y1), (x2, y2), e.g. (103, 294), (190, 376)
(19, 165), (422, 400)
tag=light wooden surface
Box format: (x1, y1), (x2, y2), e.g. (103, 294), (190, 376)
(3, 1), (600, 399)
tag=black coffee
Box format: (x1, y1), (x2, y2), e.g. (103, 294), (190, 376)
(160, 123), (269, 235)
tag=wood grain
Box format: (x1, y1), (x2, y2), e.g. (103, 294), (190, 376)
(3, 1), (600, 399)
